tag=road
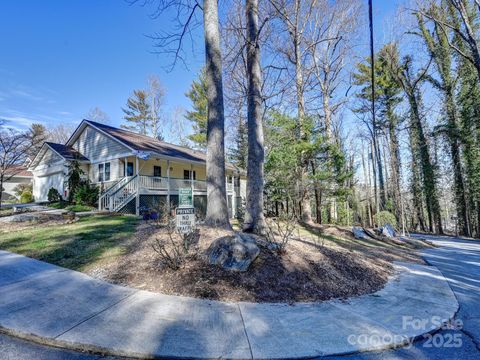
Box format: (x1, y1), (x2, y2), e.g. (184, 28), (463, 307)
(0, 234), (479, 359)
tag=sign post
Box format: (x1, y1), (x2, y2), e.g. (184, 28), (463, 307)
(176, 187), (195, 233)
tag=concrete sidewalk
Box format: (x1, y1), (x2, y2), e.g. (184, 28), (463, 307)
(0, 250), (458, 359)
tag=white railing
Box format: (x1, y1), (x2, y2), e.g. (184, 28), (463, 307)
(98, 177), (129, 211)
(138, 176), (168, 191)
(99, 175), (235, 212)
(110, 175), (138, 212)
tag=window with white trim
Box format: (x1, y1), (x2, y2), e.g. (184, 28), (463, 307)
(98, 162), (111, 182)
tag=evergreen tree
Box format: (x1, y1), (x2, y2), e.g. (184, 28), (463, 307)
(229, 115), (248, 169)
(185, 69), (208, 150)
(121, 90), (151, 136)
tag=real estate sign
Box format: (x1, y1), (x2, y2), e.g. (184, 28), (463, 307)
(176, 207), (195, 233)
(178, 187), (193, 208)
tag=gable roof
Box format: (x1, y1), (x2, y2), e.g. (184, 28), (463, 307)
(44, 142), (89, 162)
(74, 119), (245, 174)
(28, 142), (89, 170)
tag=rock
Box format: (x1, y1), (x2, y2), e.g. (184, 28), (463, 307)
(63, 211), (76, 221)
(207, 233), (260, 272)
(352, 226), (369, 240)
(380, 223), (396, 238)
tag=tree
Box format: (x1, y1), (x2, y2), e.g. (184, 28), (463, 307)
(122, 90), (151, 136)
(0, 123), (30, 206)
(268, 0), (317, 223)
(185, 69), (208, 150)
(47, 124), (75, 144)
(244, 0), (266, 233)
(147, 75), (166, 140)
(67, 159), (84, 203)
(26, 123), (48, 161)
(85, 107), (110, 124)
(417, 0), (480, 83)
(204, 0), (231, 227)
(417, 6), (471, 236)
(229, 115), (248, 168)
(386, 50), (443, 234)
(353, 44), (403, 222)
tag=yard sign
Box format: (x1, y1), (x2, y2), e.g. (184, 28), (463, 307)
(178, 188), (193, 208)
(176, 207), (195, 233)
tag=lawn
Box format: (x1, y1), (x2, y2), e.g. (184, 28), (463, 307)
(0, 215), (138, 271)
(47, 202), (96, 212)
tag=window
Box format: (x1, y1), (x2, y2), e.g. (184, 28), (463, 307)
(98, 162), (111, 182)
(98, 164), (104, 182)
(234, 177), (240, 187)
(126, 162), (134, 177)
(154, 166), (161, 177)
(184, 169), (196, 180)
(104, 163), (110, 181)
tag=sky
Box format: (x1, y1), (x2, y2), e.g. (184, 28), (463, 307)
(0, 0), (400, 141)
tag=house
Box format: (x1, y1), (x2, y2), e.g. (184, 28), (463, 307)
(28, 119), (247, 217)
(1, 165), (33, 202)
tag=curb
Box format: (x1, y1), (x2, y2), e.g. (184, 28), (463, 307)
(0, 255), (459, 359)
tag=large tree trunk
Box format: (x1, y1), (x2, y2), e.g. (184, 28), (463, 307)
(203, 0), (230, 228)
(244, 0), (265, 234)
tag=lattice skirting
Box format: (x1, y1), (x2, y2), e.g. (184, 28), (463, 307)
(118, 194), (207, 219)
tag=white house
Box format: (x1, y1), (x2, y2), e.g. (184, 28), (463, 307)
(28, 119), (247, 217)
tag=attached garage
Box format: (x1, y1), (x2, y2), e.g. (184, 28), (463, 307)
(29, 142), (90, 203)
(33, 170), (65, 202)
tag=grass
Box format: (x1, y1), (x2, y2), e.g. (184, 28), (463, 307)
(48, 202), (96, 212)
(0, 215), (139, 271)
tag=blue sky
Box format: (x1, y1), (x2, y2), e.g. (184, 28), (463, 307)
(0, 0), (399, 138)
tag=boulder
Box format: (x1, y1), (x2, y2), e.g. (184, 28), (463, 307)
(381, 223), (396, 238)
(207, 233), (260, 272)
(352, 226), (369, 240)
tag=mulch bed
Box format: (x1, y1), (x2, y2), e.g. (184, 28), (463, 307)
(86, 222), (430, 303)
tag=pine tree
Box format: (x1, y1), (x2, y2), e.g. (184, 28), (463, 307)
(185, 69), (208, 150)
(121, 90), (151, 136)
(229, 114), (248, 169)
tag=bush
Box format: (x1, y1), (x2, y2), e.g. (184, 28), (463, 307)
(151, 213), (198, 270)
(14, 183), (32, 198)
(47, 187), (61, 203)
(374, 211), (397, 228)
(20, 189), (34, 203)
(74, 181), (99, 206)
(264, 213), (297, 254)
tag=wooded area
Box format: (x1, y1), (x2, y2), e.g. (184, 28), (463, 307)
(2, 0), (480, 238)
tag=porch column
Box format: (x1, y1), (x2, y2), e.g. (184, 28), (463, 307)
(124, 157), (127, 177)
(232, 176), (236, 219)
(190, 164), (194, 195)
(135, 156), (140, 216)
(167, 160), (171, 214)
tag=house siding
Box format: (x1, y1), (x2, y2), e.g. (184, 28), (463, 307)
(38, 148), (63, 168)
(72, 126), (130, 163)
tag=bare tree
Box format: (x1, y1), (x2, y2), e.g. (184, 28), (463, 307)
(147, 75), (166, 140)
(47, 124), (75, 144)
(85, 107), (110, 124)
(0, 122), (30, 206)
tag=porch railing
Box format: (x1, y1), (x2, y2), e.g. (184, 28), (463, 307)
(137, 175), (230, 192)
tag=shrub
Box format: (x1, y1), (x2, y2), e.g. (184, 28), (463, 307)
(14, 183), (32, 198)
(47, 187), (62, 203)
(264, 213), (297, 255)
(151, 210), (198, 270)
(20, 189), (34, 203)
(74, 181), (99, 206)
(374, 211), (397, 228)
